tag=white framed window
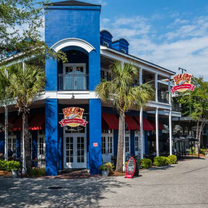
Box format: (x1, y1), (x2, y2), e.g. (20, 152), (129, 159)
(121, 49), (126, 53)
(103, 41), (109, 47)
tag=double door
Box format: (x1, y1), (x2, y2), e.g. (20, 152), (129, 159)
(63, 63), (86, 90)
(65, 134), (86, 169)
(102, 134), (114, 163)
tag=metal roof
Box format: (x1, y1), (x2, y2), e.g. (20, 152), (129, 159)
(45, 0), (101, 7)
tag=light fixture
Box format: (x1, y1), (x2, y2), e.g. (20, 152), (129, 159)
(71, 93), (75, 99)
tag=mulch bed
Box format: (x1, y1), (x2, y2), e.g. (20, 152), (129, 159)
(0, 170), (11, 177)
(109, 171), (126, 176)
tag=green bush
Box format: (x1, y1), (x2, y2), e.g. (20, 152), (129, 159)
(154, 156), (170, 166)
(5, 161), (20, 172)
(30, 168), (46, 177)
(200, 149), (205, 155)
(99, 162), (114, 171)
(168, 155), (177, 164)
(139, 158), (152, 169)
(0, 160), (7, 170)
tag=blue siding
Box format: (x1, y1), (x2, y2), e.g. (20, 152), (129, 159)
(89, 99), (102, 174)
(0, 132), (4, 154)
(143, 112), (149, 154)
(114, 130), (118, 156)
(16, 132), (21, 159)
(58, 113), (63, 171)
(45, 99), (58, 176)
(130, 130), (135, 155)
(45, 6), (101, 91)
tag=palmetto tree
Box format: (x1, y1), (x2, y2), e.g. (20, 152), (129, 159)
(5, 63), (45, 173)
(96, 61), (154, 172)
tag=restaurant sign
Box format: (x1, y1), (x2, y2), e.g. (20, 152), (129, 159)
(171, 74), (195, 93)
(59, 107), (88, 128)
(125, 157), (139, 179)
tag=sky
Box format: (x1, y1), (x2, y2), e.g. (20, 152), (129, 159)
(76, 0), (208, 79)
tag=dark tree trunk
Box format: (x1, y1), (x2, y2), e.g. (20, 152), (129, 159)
(116, 110), (125, 172)
(23, 113), (32, 174)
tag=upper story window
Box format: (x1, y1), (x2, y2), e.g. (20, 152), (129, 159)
(121, 49), (126, 53)
(60, 63), (87, 91)
(103, 41), (109, 47)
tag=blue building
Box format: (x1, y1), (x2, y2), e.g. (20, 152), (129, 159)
(0, 0), (181, 176)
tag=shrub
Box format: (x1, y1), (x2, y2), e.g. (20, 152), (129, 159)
(200, 149), (205, 155)
(30, 168), (46, 177)
(139, 158), (152, 169)
(0, 160), (7, 170)
(6, 161), (20, 172)
(99, 162), (114, 171)
(168, 155), (177, 164)
(154, 156), (170, 166)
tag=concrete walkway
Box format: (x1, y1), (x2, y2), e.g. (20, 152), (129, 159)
(0, 158), (208, 208)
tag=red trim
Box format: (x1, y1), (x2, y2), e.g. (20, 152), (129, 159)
(126, 157), (136, 178)
(171, 84), (195, 92)
(13, 116), (31, 131)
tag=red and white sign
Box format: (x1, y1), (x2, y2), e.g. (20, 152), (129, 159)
(171, 73), (195, 93)
(93, 143), (98, 147)
(59, 107), (88, 128)
(125, 157), (136, 179)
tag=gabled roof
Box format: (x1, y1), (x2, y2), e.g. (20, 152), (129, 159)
(45, 0), (101, 7)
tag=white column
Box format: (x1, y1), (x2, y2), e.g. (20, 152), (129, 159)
(4, 106), (8, 161)
(4, 69), (8, 161)
(169, 110), (173, 155)
(168, 76), (172, 105)
(139, 68), (143, 85)
(140, 107), (144, 159)
(155, 73), (158, 102)
(155, 108), (159, 156)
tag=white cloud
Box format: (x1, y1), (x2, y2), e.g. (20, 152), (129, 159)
(101, 14), (208, 79)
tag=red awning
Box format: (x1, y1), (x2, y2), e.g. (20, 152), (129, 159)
(2, 117), (16, 126)
(102, 113), (119, 129)
(125, 116), (139, 130)
(13, 116), (31, 131)
(29, 114), (45, 130)
(134, 117), (154, 131)
(149, 120), (164, 130)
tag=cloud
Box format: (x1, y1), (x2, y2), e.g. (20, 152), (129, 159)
(101, 14), (208, 79)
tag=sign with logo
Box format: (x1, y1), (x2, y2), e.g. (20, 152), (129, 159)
(171, 74), (195, 93)
(59, 107), (88, 128)
(125, 157), (139, 179)
(93, 143), (98, 147)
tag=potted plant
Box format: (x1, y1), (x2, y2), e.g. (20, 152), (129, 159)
(7, 161), (20, 178)
(99, 162), (114, 177)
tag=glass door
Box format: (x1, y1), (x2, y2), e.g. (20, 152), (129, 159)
(102, 131), (114, 163)
(125, 132), (131, 160)
(63, 64), (86, 90)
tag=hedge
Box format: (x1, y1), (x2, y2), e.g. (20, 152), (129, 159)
(154, 156), (171, 166)
(139, 158), (152, 169)
(168, 155), (177, 164)
(0, 160), (20, 172)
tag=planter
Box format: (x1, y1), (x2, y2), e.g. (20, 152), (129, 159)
(101, 170), (109, 177)
(205, 153), (208, 157)
(11, 169), (19, 178)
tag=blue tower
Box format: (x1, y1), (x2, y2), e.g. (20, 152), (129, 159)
(44, 0), (102, 176)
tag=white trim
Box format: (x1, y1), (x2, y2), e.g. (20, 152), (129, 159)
(51, 38), (95, 53)
(101, 46), (175, 76)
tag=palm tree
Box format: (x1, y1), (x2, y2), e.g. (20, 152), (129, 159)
(6, 63), (45, 173)
(96, 61), (154, 172)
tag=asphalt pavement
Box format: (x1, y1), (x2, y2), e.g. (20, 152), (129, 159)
(0, 158), (208, 208)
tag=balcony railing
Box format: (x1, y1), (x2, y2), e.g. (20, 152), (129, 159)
(58, 74), (89, 91)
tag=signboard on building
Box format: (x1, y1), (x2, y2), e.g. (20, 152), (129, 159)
(125, 157), (139, 178)
(59, 107), (88, 127)
(171, 74), (195, 93)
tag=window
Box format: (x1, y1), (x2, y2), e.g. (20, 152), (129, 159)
(135, 136), (139, 152)
(103, 41), (109, 47)
(125, 137), (130, 152)
(108, 137), (113, 154)
(102, 137), (106, 154)
(121, 49), (126, 53)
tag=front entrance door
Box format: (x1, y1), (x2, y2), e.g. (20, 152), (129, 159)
(102, 132), (114, 163)
(65, 135), (86, 169)
(125, 133), (131, 160)
(135, 132), (141, 156)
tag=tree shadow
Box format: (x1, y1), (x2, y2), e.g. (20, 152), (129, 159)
(0, 177), (128, 207)
(148, 165), (175, 171)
